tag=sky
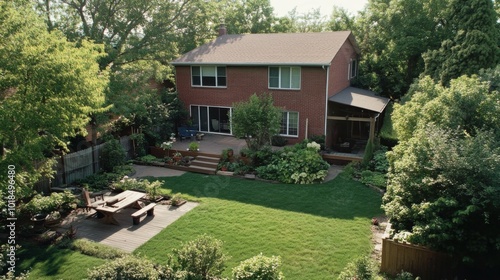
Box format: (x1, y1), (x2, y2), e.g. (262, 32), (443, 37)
(270, 0), (368, 17)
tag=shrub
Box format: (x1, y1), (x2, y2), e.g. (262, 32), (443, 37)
(22, 191), (76, 215)
(87, 254), (172, 280)
(76, 164), (133, 190)
(256, 141), (329, 184)
(368, 146), (389, 173)
(72, 238), (127, 259)
(188, 142), (200, 151)
(170, 234), (229, 279)
(360, 170), (387, 190)
(232, 253), (284, 280)
(139, 154), (159, 163)
(100, 139), (126, 172)
(271, 135), (288, 147)
(337, 256), (378, 280)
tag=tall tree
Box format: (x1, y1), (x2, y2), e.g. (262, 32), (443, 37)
(0, 0), (108, 196)
(221, 0), (277, 34)
(423, 0), (500, 85)
(353, 0), (450, 98)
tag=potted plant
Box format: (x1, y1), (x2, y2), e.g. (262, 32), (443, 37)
(170, 193), (185, 207)
(145, 180), (163, 202)
(227, 148), (234, 157)
(188, 141), (199, 152)
(173, 151), (182, 162)
(44, 210), (62, 227)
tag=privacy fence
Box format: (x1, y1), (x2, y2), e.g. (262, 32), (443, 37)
(381, 238), (459, 279)
(35, 136), (132, 193)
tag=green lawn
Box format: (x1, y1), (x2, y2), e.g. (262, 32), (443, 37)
(136, 173), (383, 279)
(18, 172), (382, 279)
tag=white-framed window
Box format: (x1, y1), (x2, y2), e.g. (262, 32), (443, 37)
(191, 66), (227, 87)
(348, 59), (357, 80)
(280, 111), (299, 136)
(269, 66), (301, 89)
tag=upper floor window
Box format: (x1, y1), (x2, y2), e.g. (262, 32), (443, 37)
(348, 59), (357, 80)
(192, 66), (226, 87)
(269, 66), (301, 89)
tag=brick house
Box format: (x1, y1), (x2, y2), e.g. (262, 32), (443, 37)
(172, 27), (390, 149)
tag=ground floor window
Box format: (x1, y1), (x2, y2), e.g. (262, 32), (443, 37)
(190, 105), (232, 134)
(280, 111), (299, 136)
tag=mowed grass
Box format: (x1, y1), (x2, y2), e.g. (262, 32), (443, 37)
(136, 172), (383, 279)
(17, 243), (102, 279)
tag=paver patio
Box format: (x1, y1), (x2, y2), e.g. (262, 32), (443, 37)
(58, 201), (198, 252)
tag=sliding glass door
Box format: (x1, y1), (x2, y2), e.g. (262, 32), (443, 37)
(190, 105), (232, 134)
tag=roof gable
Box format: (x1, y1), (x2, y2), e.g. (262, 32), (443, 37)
(172, 31), (359, 66)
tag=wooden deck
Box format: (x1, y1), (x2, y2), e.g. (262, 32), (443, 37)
(58, 202), (198, 252)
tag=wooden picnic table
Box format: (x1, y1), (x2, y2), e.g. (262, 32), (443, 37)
(95, 190), (146, 225)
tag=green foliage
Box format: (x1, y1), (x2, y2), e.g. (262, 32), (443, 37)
(271, 136), (288, 147)
(87, 254), (173, 280)
(360, 170), (386, 190)
(130, 133), (147, 157)
(76, 165), (133, 190)
(392, 74), (500, 142)
(170, 234), (229, 279)
(354, 0), (451, 97)
(139, 154), (159, 163)
(423, 0), (500, 85)
(100, 139), (127, 172)
(189, 142), (200, 152)
(362, 140), (375, 167)
(256, 141), (329, 184)
(337, 256), (379, 280)
(231, 93), (282, 151)
(368, 146), (389, 173)
(22, 191), (76, 215)
(71, 239), (127, 260)
(232, 253), (284, 280)
(0, 1), (108, 201)
(383, 126), (500, 264)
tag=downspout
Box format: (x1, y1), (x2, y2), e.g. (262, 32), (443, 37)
(324, 65), (330, 136)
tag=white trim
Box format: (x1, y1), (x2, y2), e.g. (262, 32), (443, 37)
(190, 105), (233, 135)
(268, 66), (301, 90)
(191, 65), (227, 88)
(324, 66), (330, 136)
(279, 111), (299, 137)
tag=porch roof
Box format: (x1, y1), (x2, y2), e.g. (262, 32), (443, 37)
(329, 87), (390, 113)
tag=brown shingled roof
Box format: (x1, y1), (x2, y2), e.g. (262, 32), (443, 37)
(172, 31), (359, 66)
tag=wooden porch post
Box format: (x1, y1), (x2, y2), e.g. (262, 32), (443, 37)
(369, 117), (376, 143)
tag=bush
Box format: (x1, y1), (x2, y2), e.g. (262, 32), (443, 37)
(170, 234), (229, 279)
(139, 154), (159, 163)
(256, 141), (329, 184)
(368, 146), (389, 173)
(76, 164), (133, 190)
(232, 253), (284, 280)
(72, 238), (127, 259)
(88, 254), (173, 280)
(360, 170), (387, 190)
(100, 139), (126, 172)
(22, 191), (76, 215)
(337, 256), (378, 280)
(271, 136), (288, 147)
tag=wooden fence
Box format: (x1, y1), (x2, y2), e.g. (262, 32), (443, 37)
(34, 136), (131, 192)
(381, 239), (459, 279)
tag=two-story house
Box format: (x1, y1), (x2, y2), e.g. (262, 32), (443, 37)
(172, 27), (389, 150)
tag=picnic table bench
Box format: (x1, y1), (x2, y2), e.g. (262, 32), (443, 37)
(96, 190), (148, 225)
(131, 203), (156, 225)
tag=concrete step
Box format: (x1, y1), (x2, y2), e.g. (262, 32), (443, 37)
(195, 155), (220, 163)
(191, 160), (218, 169)
(188, 165), (216, 175)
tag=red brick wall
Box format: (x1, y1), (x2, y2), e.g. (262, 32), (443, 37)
(329, 39), (358, 97)
(175, 66), (328, 143)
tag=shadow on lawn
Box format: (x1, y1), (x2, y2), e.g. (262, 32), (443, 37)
(18, 242), (71, 277)
(159, 173), (383, 220)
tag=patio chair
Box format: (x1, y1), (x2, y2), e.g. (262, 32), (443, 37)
(82, 188), (106, 212)
(178, 126), (195, 141)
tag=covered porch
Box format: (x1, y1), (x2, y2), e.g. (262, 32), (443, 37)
(325, 87), (390, 161)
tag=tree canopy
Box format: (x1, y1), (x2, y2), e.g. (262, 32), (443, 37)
(423, 0), (500, 85)
(230, 93), (282, 151)
(0, 0), (108, 195)
(384, 69), (500, 265)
